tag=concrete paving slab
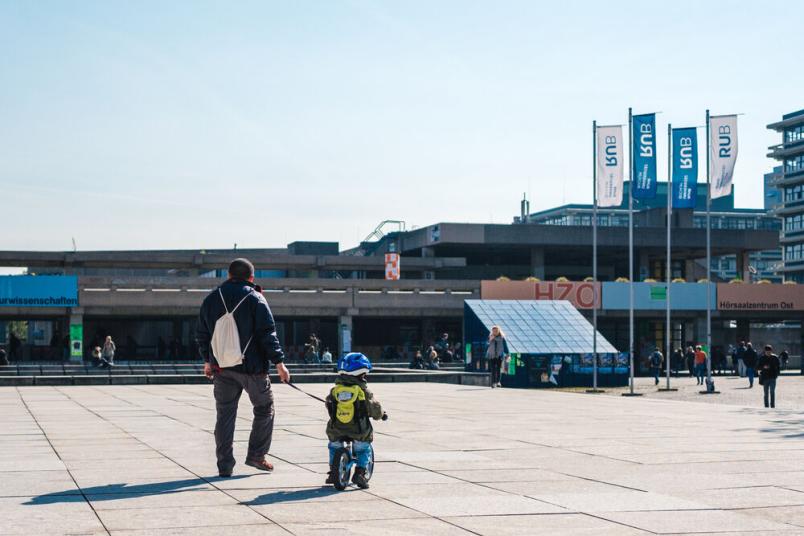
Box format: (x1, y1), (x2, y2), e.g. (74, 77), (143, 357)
(598, 509), (797, 534)
(0, 496), (105, 535)
(96, 504), (271, 531)
(282, 517), (474, 535)
(110, 526), (290, 536)
(447, 513), (651, 535)
(248, 497), (424, 524)
(3, 381), (804, 534)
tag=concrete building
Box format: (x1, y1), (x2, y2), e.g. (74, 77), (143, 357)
(522, 182), (782, 283)
(768, 109), (804, 282)
(0, 202), (792, 371)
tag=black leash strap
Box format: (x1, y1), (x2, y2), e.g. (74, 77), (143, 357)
(285, 381), (327, 403)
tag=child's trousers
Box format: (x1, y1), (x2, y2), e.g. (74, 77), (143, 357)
(329, 440), (373, 468)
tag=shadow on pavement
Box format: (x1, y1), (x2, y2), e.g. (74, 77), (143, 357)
(25, 476), (250, 505)
(241, 486), (350, 505)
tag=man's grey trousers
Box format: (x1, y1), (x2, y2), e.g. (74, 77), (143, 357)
(213, 368), (275, 474)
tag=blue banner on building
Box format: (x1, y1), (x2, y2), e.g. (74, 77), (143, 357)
(672, 127), (698, 208)
(632, 113), (657, 199)
(0, 276), (78, 307)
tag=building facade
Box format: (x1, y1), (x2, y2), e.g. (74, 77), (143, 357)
(523, 182), (782, 283)
(768, 109), (804, 282)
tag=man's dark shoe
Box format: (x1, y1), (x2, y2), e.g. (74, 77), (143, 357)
(325, 471), (336, 485)
(352, 467), (369, 489)
(245, 458), (274, 472)
(218, 471), (232, 478)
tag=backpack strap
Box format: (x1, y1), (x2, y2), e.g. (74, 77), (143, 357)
(218, 288), (229, 313)
(231, 293), (251, 313)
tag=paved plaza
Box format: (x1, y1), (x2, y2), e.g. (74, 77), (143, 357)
(1, 379), (804, 535)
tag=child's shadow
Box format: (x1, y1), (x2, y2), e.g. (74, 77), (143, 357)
(242, 486), (356, 505)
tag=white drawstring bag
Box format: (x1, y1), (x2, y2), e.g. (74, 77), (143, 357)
(211, 289), (252, 368)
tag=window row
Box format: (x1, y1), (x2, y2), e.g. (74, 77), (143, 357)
(785, 124), (804, 144)
(786, 154), (804, 174)
(786, 214), (804, 232)
(785, 244), (804, 261)
(786, 184), (804, 202)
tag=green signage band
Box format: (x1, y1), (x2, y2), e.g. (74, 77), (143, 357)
(69, 324), (83, 358)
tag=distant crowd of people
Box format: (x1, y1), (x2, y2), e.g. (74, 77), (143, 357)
(408, 332), (462, 370)
(649, 340), (784, 408)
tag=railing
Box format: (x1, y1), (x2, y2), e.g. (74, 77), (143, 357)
(78, 276), (480, 294)
(76, 276), (481, 313)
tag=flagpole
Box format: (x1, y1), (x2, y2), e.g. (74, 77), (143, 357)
(665, 123), (672, 390)
(705, 109), (713, 388)
(592, 120), (599, 392)
(628, 107), (635, 395)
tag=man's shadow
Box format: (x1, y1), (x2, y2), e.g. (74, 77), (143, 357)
(25, 476), (249, 505)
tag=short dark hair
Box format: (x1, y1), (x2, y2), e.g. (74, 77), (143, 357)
(228, 258), (255, 280)
(764, 344), (773, 351)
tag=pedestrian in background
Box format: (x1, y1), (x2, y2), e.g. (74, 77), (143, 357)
(102, 336), (116, 365)
(694, 345), (707, 385)
(743, 342), (758, 388)
(485, 326), (508, 388)
(650, 349), (663, 385)
(758, 344), (781, 408)
(779, 349), (790, 371)
(0, 349), (8, 366)
(685, 345), (695, 378)
(735, 340), (747, 377)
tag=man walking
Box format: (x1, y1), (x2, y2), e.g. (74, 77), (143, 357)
(743, 342), (758, 388)
(735, 340), (747, 377)
(197, 258), (291, 477)
(758, 345), (781, 409)
(649, 348), (663, 386)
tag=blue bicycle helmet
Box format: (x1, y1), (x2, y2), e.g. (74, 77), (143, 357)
(337, 352), (373, 376)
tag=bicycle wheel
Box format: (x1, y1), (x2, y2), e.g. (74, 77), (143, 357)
(331, 448), (351, 490)
(365, 445), (375, 482)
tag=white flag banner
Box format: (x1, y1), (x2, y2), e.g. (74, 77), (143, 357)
(709, 115), (738, 199)
(596, 125), (624, 207)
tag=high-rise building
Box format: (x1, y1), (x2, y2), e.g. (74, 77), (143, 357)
(764, 166), (783, 210)
(767, 109), (804, 282)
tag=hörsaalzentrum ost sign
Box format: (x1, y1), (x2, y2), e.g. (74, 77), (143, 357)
(0, 276), (78, 307)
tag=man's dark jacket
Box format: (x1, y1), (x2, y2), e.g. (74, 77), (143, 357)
(196, 279), (284, 374)
(743, 347), (758, 368)
(757, 353), (781, 381)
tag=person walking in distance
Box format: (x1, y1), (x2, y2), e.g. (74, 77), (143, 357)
(102, 336), (116, 365)
(685, 345), (695, 377)
(694, 345), (707, 385)
(485, 326), (508, 388)
(758, 345), (781, 409)
(197, 258), (291, 477)
(649, 348), (663, 386)
(743, 342), (759, 388)
(779, 349), (790, 371)
(735, 340), (747, 377)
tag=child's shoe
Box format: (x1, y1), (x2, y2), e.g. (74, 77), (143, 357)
(352, 467), (370, 489)
(325, 470), (336, 485)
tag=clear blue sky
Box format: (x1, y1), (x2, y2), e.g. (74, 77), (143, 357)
(1, 0), (802, 252)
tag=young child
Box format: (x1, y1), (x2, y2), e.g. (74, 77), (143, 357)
(325, 352), (383, 489)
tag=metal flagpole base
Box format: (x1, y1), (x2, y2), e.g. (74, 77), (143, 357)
(657, 388), (678, 392)
(585, 389), (606, 394)
(621, 392), (644, 397)
(698, 391), (721, 395)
